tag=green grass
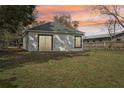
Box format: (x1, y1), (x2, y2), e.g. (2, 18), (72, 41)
(0, 48), (124, 88)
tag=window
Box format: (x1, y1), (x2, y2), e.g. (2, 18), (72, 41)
(93, 40), (95, 43)
(117, 38), (121, 41)
(74, 36), (82, 48)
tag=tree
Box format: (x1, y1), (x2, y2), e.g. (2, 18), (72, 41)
(72, 21), (79, 29)
(106, 18), (118, 39)
(0, 5), (36, 48)
(94, 5), (124, 39)
(93, 5), (124, 48)
(54, 14), (79, 30)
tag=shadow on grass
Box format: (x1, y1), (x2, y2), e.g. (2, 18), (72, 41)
(0, 48), (90, 71)
(0, 76), (18, 88)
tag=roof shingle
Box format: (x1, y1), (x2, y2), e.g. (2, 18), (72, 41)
(28, 22), (84, 35)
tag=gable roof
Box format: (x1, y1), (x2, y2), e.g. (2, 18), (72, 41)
(27, 22), (84, 35)
(84, 31), (124, 40)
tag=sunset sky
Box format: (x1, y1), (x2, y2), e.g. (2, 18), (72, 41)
(35, 5), (124, 36)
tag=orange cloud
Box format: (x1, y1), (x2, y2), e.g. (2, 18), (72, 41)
(36, 5), (92, 14)
(35, 5), (117, 27)
(79, 19), (106, 26)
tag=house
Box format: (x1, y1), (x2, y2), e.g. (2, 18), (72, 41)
(84, 31), (124, 43)
(23, 22), (84, 51)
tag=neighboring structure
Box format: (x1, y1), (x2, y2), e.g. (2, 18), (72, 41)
(84, 34), (110, 43)
(83, 31), (124, 49)
(23, 22), (84, 51)
(84, 31), (124, 43)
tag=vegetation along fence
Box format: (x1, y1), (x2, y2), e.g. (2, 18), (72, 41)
(84, 41), (124, 49)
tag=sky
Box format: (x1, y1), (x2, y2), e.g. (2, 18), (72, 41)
(35, 5), (124, 36)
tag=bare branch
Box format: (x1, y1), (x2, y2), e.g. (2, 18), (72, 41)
(94, 5), (124, 40)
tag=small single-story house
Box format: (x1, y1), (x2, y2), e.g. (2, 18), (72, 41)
(84, 31), (124, 43)
(23, 22), (84, 51)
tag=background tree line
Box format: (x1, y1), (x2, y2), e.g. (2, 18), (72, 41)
(0, 5), (35, 48)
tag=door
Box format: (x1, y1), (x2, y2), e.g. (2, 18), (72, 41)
(39, 35), (52, 51)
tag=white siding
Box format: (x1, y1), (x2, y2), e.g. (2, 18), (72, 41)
(23, 34), (28, 50)
(25, 31), (84, 51)
(28, 32), (38, 51)
(53, 34), (83, 51)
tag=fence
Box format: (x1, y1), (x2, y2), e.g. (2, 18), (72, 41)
(84, 41), (124, 49)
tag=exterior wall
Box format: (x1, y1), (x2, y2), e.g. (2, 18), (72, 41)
(84, 38), (110, 43)
(28, 32), (38, 51)
(23, 33), (28, 50)
(53, 34), (83, 51)
(24, 31), (83, 51)
(112, 34), (124, 41)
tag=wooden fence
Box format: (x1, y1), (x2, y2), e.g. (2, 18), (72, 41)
(84, 41), (124, 49)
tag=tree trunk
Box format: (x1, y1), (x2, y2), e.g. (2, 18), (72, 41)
(1, 41), (7, 49)
(17, 39), (21, 48)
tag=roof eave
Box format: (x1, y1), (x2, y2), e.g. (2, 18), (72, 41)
(27, 29), (84, 35)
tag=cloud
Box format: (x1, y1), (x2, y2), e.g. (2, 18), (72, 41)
(35, 5), (102, 26)
(35, 5), (124, 27)
(35, 5), (124, 35)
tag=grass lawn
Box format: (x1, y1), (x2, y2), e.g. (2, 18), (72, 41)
(0, 48), (124, 88)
